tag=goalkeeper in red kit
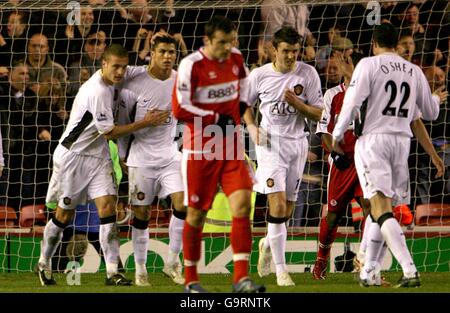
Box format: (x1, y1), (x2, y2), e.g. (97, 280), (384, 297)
(172, 16), (265, 293)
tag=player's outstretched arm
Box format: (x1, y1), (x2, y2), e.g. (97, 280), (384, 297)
(411, 118), (444, 178)
(104, 110), (170, 140)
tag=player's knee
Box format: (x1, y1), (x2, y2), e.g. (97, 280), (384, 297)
(133, 205), (150, 221)
(325, 212), (341, 228)
(376, 212), (395, 228)
(54, 208), (74, 225)
(186, 207), (206, 227)
(266, 214), (289, 224)
(269, 202), (287, 217)
(96, 201), (116, 218)
(171, 192), (185, 212)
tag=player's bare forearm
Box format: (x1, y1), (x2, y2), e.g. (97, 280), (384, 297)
(294, 100), (322, 121)
(242, 106), (256, 127)
(321, 133), (333, 153)
(104, 119), (151, 140)
(411, 118), (445, 178)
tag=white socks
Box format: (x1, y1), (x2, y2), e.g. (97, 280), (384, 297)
(100, 222), (120, 278)
(167, 214), (184, 265)
(267, 222), (287, 276)
(357, 215), (372, 261)
(380, 218), (417, 278)
(39, 219), (64, 267)
(132, 226), (149, 275)
(361, 221), (384, 275)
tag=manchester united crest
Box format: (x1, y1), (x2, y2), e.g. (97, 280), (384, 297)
(137, 192), (145, 201)
(293, 84), (304, 96)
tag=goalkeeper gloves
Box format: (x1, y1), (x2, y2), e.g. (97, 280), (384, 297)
(330, 151), (351, 170)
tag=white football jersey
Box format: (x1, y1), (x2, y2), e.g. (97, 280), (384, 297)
(120, 66), (179, 167)
(58, 67), (146, 158)
(59, 71), (117, 157)
(247, 61), (323, 140)
(333, 52), (440, 141)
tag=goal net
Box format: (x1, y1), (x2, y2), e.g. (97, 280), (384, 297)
(0, 0), (448, 276)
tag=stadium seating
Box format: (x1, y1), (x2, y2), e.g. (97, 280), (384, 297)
(19, 204), (47, 228)
(0, 206), (18, 228)
(415, 203), (450, 226)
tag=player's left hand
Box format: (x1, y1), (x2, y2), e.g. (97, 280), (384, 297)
(284, 89), (303, 107)
(0, 166), (3, 177)
(431, 154), (445, 178)
(247, 124), (270, 146)
(331, 136), (345, 155)
(433, 86), (448, 104)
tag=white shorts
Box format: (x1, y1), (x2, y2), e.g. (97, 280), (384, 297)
(354, 134), (411, 206)
(254, 136), (308, 202)
(128, 159), (184, 205)
(46, 145), (117, 210)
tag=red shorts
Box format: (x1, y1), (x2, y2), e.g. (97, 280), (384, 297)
(183, 155), (254, 211)
(327, 161), (363, 214)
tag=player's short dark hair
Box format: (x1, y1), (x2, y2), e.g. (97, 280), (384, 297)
(398, 29), (413, 40)
(151, 33), (177, 51)
(373, 22), (398, 48)
(205, 16), (236, 39)
(101, 44), (128, 61)
(272, 26), (302, 49)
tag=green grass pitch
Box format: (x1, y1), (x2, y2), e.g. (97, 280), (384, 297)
(0, 272), (449, 293)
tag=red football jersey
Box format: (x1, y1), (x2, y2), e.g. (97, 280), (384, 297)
(317, 84), (357, 156)
(172, 47), (249, 152)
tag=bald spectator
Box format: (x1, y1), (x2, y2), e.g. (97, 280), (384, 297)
(26, 33), (67, 89)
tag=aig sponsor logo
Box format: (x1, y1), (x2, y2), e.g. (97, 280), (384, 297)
(270, 101), (297, 115)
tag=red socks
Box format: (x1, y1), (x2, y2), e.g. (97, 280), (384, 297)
(317, 217), (338, 260)
(230, 217), (252, 283)
(183, 222), (203, 285)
